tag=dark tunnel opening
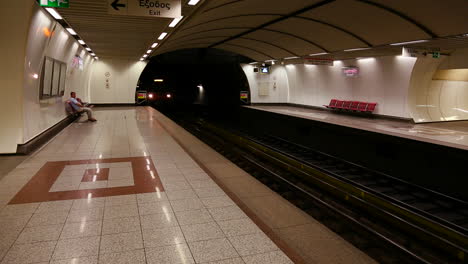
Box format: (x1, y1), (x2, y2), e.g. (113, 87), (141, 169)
(136, 48), (252, 119)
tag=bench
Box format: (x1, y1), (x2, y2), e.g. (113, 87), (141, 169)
(324, 99), (377, 113)
(65, 100), (82, 117)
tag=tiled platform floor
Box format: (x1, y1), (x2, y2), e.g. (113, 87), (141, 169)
(247, 105), (468, 150)
(0, 107), (376, 264)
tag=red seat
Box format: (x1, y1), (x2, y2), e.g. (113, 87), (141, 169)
(341, 101), (352, 110)
(349, 101), (360, 111)
(366, 103), (377, 112)
(334, 100), (344, 109)
(323, 99), (337, 108)
(357, 102), (367, 112)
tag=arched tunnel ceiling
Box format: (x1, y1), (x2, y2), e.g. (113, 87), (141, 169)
(57, 0), (468, 61)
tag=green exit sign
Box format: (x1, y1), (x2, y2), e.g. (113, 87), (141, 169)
(39, 0), (69, 8)
(432, 52), (440, 59)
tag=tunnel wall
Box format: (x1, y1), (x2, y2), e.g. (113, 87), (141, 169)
(89, 59), (147, 104)
(243, 55), (417, 119)
(22, 5), (95, 143)
(0, 1), (33, 153)
(407, 48), (468, 122)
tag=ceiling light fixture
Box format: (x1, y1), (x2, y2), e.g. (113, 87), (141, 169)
(169, 16), (183, 27)
(86, 47), (91, 51)
(78, 40), (85, 45)
(309, 52), (328, 56)
(140, 58), (144, 61)
(249, 62), (257, 65)
(151, 43), (158, 48)
(154, 79), (164, 82)
(390, 39), (429, 46)
(66, 28), (77, 35)
(188, 0), (200, 5)
(284, 56), (299, 60)
(91, 53), (96, 56)
(95, 57), (99, 60)
(146, 49), (152, 54)
(343, 47), (371, 52)
(45, 8), (62, 19)
(158, 32), (168, 40)
(143, 54), (148, 58)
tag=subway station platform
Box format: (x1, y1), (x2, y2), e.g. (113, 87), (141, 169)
(247, 105), (468, 151)
(0, 107), (376, 264)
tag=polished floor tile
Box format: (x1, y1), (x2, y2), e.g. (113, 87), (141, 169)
(142, 226), (185, 248)
(181, 222), (225, 242)
(174, 208), (214, 226)
(98, 249), (146, 264)
(52, 236), (100, 260)
(99, 231), (143, 254)
(145, 243), (194, 264)
(16, 224), (62, 244)
(2, 241), (56, 264)
(188, 237), (239, 263)
(102, 216), (141, 235)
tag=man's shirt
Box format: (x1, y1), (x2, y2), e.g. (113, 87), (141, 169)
(69, 98), (81, 111)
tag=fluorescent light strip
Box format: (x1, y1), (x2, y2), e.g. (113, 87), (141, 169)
(309, 52), (328, 56)
(78, 40), (85, 45)
(143, 54), (148, 58)
(390, 39), (428, 46)
(151, 43), (158, 48)
(188, 0), (200, 5)
(140, 58), (144, 61)
(86, 47), (91, 51)
(284, 56), (299, 60)
(169, 16), (183, 27)
(95, 57), (99, 60)
(146, 49), (152, 54)
(91, 53), (96, 56)
(45, 8), (62, 19)
(158, 32), (168, 40)
(343, 47), (371, 52)
(249, 62), (257, 65)
(66, 28), (77, 35)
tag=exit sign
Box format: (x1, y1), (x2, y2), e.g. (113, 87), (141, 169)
(432, 52), (440, 59)
(39, 0), (69, 8)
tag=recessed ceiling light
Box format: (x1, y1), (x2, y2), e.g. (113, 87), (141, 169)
(343, 47), (371, 52)
(169, 16), (183, 27)
(91, 53), (96, 56)
(45, 8), (62, 19)
(151, 43), (158, 48)
(188, 0), (200, 5)
(78, 40), (85, 45)
(158, 32), (168, 40)
(140, 58), (144, 61)
(284, 56), (299, 60)
(66, 28), (77, 35)
(390, 40), (429, 46)
(143, 54), (148, 58)
(86, 47), (92, 51)
(146, 49), (152, 54)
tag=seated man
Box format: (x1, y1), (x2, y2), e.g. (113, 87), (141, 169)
(69, 92), (97, 122)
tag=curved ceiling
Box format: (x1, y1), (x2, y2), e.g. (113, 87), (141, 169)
(57, 0), (468, 61)
(156, 0), (468, 61)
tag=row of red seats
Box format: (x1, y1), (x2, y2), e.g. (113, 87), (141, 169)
(323, 99), (377, 112)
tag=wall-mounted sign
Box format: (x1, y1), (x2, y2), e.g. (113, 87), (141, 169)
(40, 0), (69, 8)
(304, 57), (334, 66)
(342, 66), (359, 77)
(108, 0), (181, 18)
(137, 92), (147, 99)
(402, 47), (441, 58)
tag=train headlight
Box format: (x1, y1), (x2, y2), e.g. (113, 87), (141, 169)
(148, 93), (154, 99)
(166, 93), (172, 98)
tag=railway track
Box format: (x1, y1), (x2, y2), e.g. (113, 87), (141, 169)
(163, 110), (467, 264)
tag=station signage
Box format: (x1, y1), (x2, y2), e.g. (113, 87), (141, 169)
(39, 0), (69, 8)
(342, 66), (359, 77)
(108, 0), (181, 18)
(240, 92), (249, 99)
(304, 57), (334, 66)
